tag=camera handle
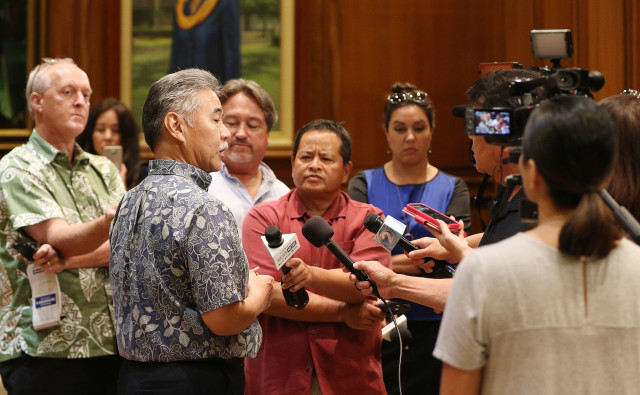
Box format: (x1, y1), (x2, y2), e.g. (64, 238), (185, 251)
(600, 190), (640, 245)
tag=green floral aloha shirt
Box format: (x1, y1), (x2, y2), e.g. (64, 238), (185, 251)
(0, 130), (124, 362)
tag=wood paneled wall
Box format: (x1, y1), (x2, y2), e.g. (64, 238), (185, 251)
(289, 0), (639, 232)
(45, 0), (122, 103)
(293, 0), (637, 175)
(16, 0), (640, 233)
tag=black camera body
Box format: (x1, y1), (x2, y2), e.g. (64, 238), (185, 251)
(464, 67), (604, 147)
(463, 29), (605, 147)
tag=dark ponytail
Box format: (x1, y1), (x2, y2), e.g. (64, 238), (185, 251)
(558, 190), (619, 258)
(522, 95), (620, 258)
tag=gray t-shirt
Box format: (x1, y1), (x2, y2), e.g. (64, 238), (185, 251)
(434, 233), (640, 394)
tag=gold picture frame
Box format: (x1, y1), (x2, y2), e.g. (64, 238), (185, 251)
(120, 0), (295, 158)
(0, 0), (42, 154)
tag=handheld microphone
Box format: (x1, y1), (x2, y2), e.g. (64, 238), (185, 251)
(382, 314), (412, 348)
(363, 213), (455, 278)
(262, 225), (309, 310)
(301, 216), (382, 299)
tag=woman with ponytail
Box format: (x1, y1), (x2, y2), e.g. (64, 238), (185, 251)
(433, 95), (640, 394)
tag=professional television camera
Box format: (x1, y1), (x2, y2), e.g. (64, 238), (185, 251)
(457, 30), (640, 243)
(463, 29), (605, 147)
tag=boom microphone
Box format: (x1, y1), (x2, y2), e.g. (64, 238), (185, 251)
(363, 213), (455, 278)
(301, 216), (382, 299)
(262, 225), (309, 309)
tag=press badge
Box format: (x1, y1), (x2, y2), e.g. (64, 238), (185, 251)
(27, 264), (62, 330)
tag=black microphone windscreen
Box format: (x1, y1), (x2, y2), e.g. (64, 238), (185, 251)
(363, 213), (383, 233)
(452, 105), (468, 118)
(264, 225), (283, 247)
(388, 324), (413, 346)
(301, 216), (334, 247)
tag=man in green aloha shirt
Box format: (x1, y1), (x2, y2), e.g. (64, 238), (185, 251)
(0, 58), (124, 394)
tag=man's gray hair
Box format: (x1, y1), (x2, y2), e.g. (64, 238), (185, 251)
(25, 58), (76, 116)
(142, 68), (222, 151)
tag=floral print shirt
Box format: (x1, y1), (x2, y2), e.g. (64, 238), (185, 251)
(0, 130), (124, 361)
(109, 160), (261, 362)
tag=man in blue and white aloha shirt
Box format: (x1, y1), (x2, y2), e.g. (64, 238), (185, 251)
(109, 68), (274, 395)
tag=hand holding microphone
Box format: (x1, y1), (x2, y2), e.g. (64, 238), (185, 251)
(410, 219), (472, 265)
(262, 225), (309, 310)
(301, 216), (382, 299)
(363, 213), (456, 278)
(348, 261), (395, 300)
(280, 257), (313, 292)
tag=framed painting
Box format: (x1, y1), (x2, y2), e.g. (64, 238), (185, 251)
(121, 0), (294, 157)
(0, 0), (41, 155)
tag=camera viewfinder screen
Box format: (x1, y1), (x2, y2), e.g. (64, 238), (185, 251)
(474, 110), (511, 135)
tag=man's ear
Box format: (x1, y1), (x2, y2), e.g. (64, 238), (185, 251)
(163, 112), (186, 143)
(30, 92), (43, 114)
(342, 161), (353, 184)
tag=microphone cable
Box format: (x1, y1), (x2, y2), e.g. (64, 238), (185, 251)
(378, 298), (404, 395)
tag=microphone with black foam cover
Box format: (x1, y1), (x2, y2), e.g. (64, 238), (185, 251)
(363, 213), (455, 278)
(452, 104), (469, 118)
(262, 225), (309, 310)
(301, 216), (381, 299)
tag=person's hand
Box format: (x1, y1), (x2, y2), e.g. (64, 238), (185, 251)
(104, 203), (119, 225)
(408, 237), (453, 263)
(248, 268), (275, 313)
(409, 219), (469, 264)
(119, 164), (128, 189)
(32, 244), (65, 273)
(342, 298), (386, 330)
(281, 258), (311, 292)
(347, 261), (397, 300)
(415, 257), (436, 273)
(429, 219), (471, 263)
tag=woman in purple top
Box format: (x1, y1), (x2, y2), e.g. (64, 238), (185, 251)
(348, 83), (471, 395)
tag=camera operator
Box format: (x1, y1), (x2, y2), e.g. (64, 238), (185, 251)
(409, 68), (543, 266)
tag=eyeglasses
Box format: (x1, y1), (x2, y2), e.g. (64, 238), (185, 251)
(621, 89), (640, 98)
(386, 91), (429, 105)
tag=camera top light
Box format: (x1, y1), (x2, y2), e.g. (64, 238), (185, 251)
(530, 29), (573, 60)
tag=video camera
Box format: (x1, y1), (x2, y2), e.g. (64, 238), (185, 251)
(462, 29), (605, 147)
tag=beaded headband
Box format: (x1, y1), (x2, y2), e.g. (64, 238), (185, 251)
(621, 89), (640, 98)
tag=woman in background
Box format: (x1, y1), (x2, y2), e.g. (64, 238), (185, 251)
(435, 95), (640, 394)
(78, 98), (141, 189)
(598, 90), (640, 222)
(348, 82), (471, 395)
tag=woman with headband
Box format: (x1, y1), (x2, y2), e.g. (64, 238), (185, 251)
(348, 82), (471, 395)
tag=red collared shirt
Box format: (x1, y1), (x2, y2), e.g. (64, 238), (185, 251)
(242, 189), (391, 395)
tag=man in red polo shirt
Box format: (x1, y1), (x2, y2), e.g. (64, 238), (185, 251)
(242, 119), (391, 394)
